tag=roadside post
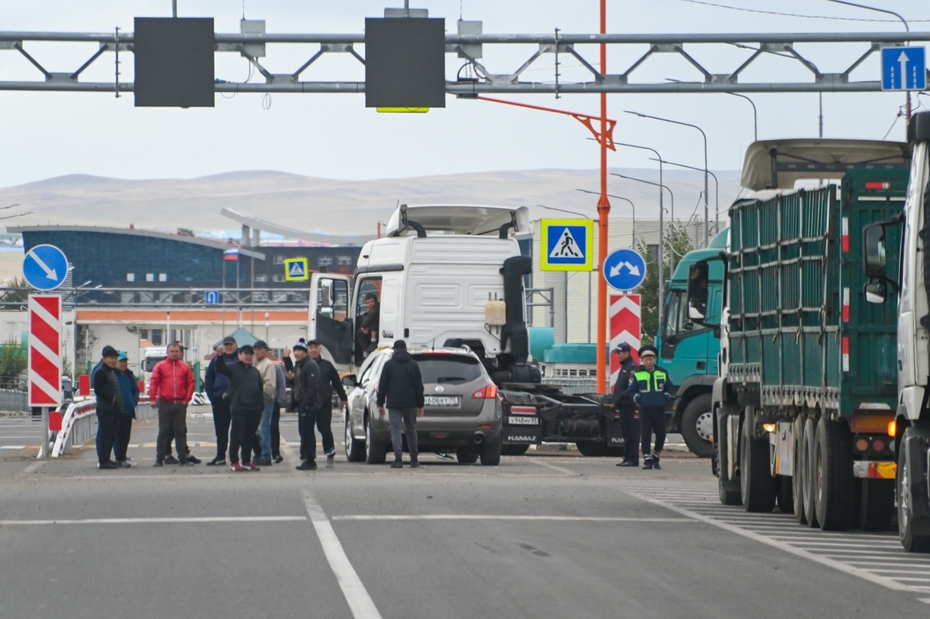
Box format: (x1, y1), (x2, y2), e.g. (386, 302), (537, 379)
(23, 244), (68, 458)
(603, 248), (646, 391)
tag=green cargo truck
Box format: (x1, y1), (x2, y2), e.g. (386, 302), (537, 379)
(688, 139), (909, 531)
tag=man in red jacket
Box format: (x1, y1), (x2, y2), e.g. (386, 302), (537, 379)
(150, 342), (196, 467)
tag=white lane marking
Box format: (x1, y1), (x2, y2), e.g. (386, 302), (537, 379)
(0, 516), (306, 525)
(332, 515), (693, 522)
(526, 458), (576, 476)
(626, 490), (916, 592)
(0, 446), (27, 449)
(303, 496), (383, 619)
(919, 598), (930, 604)
(21, 461), (46, 475)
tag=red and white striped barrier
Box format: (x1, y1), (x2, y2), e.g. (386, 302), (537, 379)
(609, 294), (641, 391)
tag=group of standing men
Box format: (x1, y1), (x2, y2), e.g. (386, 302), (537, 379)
(93, 346), (141, 469)
(612, 343), (674, 470)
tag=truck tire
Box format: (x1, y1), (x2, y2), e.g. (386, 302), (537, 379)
(792, 416), (808, 525)
(858, 479), (894, 532)
(365, 415), (387, 465)
(456, 447), (479, 464)
(897, 427), (930, 552)
(681, 394), (714, 458)
(776, 476), (794, 514)
(576, 441), (608, 457)
(802, 417), (819, 528)
(740, 411), (776, 512)
(480, 435), (502, 466)
(716, 406), (741, 506)
(501, 444), (530, 456)
(345, 412), (366, 462)
(813, 417), (853, 531)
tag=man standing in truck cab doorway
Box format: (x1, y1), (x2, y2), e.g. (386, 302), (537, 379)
(612, 343), (639, 468)
(625, 346), (673, 470)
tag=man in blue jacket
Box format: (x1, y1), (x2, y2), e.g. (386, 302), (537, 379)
(204, 337), (239, 466)
(113, 352), (140, 467)
(624, 346), (673, 470)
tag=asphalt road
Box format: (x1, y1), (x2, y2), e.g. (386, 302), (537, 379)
(2, 411), (930, 619)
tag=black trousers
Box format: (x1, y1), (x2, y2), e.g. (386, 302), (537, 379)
(298, 407), (333, 461)
(212, 402), (231, 460)
(640, 407), (666, 460)
(229, 407), (262, 464)
(271, 405), (281, 458)
(95, 409), (116, 466)
(113, 414), (134, 462)
(618, 406), (639, 463)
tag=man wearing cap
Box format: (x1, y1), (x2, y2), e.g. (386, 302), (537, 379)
(204, 337), (239, 466)
(613, 343), (640, 468)
(93, 346), (123, 469)
(252, 340), (277, 466)
(625, 345), (673, 470)
(377, 340), (425, 469)
(215, 344), (265, 472)
(308, 339), (348, 468)
(150, 342), (196, 467)
(292, 341), (323, 471)
(113, 351), (140, 467)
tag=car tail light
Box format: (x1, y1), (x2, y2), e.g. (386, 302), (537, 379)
(472, 384), (498, 399)
(864, 181), (891, 190)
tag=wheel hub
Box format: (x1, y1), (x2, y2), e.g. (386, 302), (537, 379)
(696, 411), (713, 441)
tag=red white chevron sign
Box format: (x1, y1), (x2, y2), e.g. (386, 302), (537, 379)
(609, 294), (641, 390)
(28, 295), (62, 407)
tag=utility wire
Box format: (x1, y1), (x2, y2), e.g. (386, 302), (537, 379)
(675, 0), (930, 23)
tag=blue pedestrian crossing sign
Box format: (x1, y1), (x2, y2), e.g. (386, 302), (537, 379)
(284, 257), (309, 282)
(603, 248), (646, 291)
(22, 244), (69, 291)
(540, 219), (594, 271)
(882, 47), (926, 91)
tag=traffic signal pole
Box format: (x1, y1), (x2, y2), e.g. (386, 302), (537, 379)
(595, 0), (611, 395)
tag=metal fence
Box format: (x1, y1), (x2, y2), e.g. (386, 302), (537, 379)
(541, 377), (599, 395)
(49, 396), (157, 457)
(0, 388), (27, 412)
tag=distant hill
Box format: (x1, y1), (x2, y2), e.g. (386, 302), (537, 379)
(0, 168), (739, 235)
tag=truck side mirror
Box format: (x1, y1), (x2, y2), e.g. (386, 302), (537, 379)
(320, 279), (334, 308)
(863, 224), (887, 279)
(687, 261), (710, 323)
(865, 281), (886, 304)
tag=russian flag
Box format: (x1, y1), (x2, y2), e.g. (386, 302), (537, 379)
(223, 248), (239, 261)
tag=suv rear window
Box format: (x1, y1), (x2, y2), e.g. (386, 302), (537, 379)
(413, 355), (483, 384)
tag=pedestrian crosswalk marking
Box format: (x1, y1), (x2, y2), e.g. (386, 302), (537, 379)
(549, 227), (583, 258)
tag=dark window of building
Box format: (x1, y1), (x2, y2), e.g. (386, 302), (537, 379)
(273, 256), (285, 265)
(337, 256), (352, 265)
(318, 257), (333, 267)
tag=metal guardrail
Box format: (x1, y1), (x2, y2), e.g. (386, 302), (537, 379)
(0, 287), (311, 309)
(49, 396), (157, 458)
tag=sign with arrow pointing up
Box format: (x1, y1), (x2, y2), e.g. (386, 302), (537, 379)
(882, 47), (926, 91)
(603, 248), (646, 291)
(23, 244), (68, 291)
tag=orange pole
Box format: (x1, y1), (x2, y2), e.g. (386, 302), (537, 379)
(595, 0), (610, 395)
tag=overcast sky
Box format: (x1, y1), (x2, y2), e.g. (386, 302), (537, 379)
(0, 0), (927, 189)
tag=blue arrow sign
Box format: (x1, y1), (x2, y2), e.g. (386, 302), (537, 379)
(204, 290), (221, 305)
(22, 244), (68, 291)
(882, 47), (926, 91)
(603, 248), (646, 291)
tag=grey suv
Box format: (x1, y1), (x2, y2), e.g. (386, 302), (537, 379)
(343, 347), (503, 465)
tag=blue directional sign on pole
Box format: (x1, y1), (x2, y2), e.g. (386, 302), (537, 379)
(603, 248), (646, 292)
(882, 47), (926, 91)
(22, 244), (68, 291)
(204, 290), (221, 305)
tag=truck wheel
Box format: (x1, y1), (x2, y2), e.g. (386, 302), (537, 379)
(501, 444), (530, 456)
(740, 411), (776, 512)
(365, 415), (387, 465)
(802, 417), (819, 528)
(681, 394), (714, 458)
(576, 441), (608, 457)
(480, 436), (502, 466)
(858, 479), (894, 532)
(776, 476), (794, 514)
(456, 447), (479, 464)
(345, 412), (366, 462)
(792, 416), (808, 525)
(813, 417), (853, 531)
(897, 427), (930, 552)
(716, 406), (741, 506)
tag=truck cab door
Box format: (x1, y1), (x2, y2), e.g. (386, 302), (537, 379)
(309, 274), (354, 368)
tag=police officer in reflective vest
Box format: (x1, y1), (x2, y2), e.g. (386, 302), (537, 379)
(624, 346), (673, 470)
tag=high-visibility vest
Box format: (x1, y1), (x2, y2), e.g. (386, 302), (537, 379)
(632, 368), (669, 394)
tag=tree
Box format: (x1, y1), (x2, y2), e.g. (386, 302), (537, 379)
(0, 337), (27, 389)
(636, 223), (695, 345)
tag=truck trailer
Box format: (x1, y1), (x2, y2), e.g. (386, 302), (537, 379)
(688, 139), (909, 534)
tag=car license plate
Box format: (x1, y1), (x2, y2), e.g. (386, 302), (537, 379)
(425, 395), (460, 407)
(507, 415), (539, 425)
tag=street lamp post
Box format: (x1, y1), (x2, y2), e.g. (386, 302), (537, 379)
(726, 93), (758, 142)
(575, 189), (635, 247)
(650, 157), (720, 236)
(627, 111), (709, 247)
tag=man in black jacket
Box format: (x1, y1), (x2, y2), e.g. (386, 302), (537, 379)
(215, 345), (265, 472)
(292, 341), (323, 471)
(308, 339), (348, 468)
(93, 345), (123, 470)
(377, 341), (425, 469)
(612, 343), (640, 467)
